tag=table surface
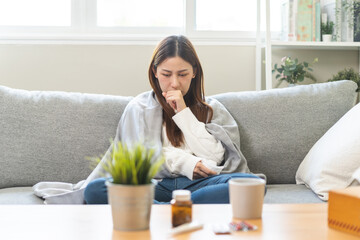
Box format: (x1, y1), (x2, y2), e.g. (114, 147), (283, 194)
(0, 203), (358, 240)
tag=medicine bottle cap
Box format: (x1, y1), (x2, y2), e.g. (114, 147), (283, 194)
(172, 190), (191, 201)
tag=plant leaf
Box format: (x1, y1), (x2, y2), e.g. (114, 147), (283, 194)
(92, 140), (164, 185)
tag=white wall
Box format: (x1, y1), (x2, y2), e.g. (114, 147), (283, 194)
(0, 44), (358, 96)
(0, 44), (255, 96)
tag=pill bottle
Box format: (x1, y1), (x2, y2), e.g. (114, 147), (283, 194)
(171, 190), (192, 227)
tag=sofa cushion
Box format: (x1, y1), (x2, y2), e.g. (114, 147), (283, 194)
(3, 184), (322, 204)
(264, 184), (324, 203)
(296, 102), (360, 201)
(0, 187), (43, 204)
(213, 81), (358, 184)
(0, 86), (132, 188)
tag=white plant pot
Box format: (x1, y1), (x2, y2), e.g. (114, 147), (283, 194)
(106, 181), (154, 231)
(322, 34), (332, 42)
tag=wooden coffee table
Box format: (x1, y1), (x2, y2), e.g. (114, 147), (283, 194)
(0, 203), (358, 239)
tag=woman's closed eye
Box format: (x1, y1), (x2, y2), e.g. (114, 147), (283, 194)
(179, 73), (189, 77)
(161, 73), (188, 77)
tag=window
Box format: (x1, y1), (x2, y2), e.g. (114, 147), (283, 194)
(0, 0), (283, 42)
(0, 0), (71, 26)
(97, 0), (183, 28)
(196, 0), (257, 31)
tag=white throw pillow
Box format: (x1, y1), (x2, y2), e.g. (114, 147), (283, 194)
(296, 102), (360, 201)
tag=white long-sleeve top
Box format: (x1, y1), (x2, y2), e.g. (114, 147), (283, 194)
(162, 107), (225, 180)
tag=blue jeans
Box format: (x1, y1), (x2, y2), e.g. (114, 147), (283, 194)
(84, 173), (260, 204)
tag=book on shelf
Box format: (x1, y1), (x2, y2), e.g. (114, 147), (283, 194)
(315, 1), (321, 41)
(355, 2), (360, 41)
(288, 0), (297, 41)
(312, 0), (316, 41)
(286, 0), (320, 42)
(297, 0), (313, 41)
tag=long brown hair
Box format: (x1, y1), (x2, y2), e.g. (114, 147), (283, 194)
(148, 35), (213, 147)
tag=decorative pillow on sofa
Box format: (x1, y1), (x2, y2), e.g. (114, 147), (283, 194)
(295, 102), (360, 201)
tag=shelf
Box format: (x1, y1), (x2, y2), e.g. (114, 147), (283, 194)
(257, 0), (360, 90)
(269, 41), (360, 50)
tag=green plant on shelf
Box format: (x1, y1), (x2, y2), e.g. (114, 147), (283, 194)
(321, 21), (334, 35)
(272, 56), (318, 87)
(328, 67), (360, 92)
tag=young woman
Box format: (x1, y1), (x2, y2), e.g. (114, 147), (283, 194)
(84, 35), (260, 204)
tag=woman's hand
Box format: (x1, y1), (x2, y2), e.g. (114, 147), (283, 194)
(193, 161), (217, 179)
(162, 90), (187, 113)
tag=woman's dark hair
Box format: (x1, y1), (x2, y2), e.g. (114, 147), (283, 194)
(148, 35), (213, 147)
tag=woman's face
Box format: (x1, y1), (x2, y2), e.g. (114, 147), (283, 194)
(154, 56), (195, 96)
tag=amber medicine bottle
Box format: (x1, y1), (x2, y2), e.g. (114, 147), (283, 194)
(171, 190), (192, 227)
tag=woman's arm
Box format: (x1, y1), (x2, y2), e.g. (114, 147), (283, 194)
(163, 146), (217, 180)
(163, 146), (200, 180)
(172, 107), (225, 164)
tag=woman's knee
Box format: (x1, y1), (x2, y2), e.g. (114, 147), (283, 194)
(192, 183), (230, 204)
(211, 172), (260, 184)
(227, 172), (260, 180)
(84, 178), (108, 204)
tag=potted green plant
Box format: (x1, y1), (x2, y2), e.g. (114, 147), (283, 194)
(93, 141), (165, 231)
(272, 56), (318, 87)
(321, 21), (334, 42)
(328, 67), (360, 92)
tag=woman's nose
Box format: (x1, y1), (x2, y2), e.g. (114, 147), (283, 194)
(170, 76), (180, 88)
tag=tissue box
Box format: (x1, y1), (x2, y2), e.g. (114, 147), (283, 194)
(328, 186), (360, 236)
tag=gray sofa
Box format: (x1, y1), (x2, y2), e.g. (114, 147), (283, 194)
(0, 80), (358, 204)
